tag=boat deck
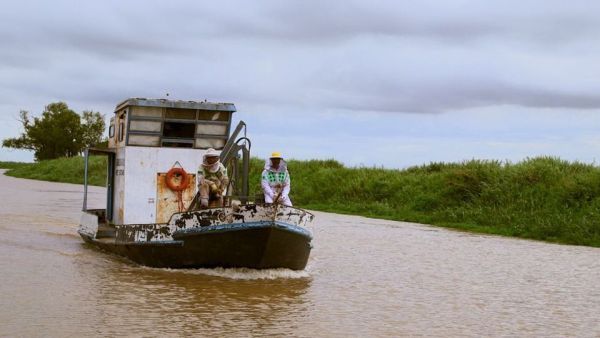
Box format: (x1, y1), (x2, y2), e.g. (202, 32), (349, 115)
(96, 224), (116, 239)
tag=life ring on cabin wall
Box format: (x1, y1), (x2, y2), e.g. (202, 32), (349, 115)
(165, 167), (189, 192)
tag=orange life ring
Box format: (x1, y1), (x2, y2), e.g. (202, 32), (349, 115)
(166, 167), (189, 191)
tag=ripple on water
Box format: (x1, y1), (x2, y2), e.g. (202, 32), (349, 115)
(3, 173), (600, 337)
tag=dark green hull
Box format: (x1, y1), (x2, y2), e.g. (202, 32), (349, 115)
(80, 221), (312, 270)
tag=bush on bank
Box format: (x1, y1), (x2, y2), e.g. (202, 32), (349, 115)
(2, 156), (599, 247)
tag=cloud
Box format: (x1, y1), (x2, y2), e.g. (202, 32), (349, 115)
(2, 0), (599, 115)
(1, 1), (599, 165)
(192, 1), (600, 45)
(320, 80), (600, 114)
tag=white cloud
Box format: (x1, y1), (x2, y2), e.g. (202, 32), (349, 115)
(1, 1), (599, 166)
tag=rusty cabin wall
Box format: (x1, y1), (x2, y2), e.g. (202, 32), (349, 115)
(156, 173), (196, 223)
(120, 146), (206, 225)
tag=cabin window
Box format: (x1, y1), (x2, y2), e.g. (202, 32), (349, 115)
(198, 111), (229, 121)
(125, 105), (232, 149)
(118, 121), (124, 142)
(117, 111), (127, 143)
(129, 135), (160, 146)
(163, 122), (195, 138)
(109, 124), (115, 138)
(130, 120), (162, 133)
(131, 106), (163, 118)
(166, 108), (196, 120)
(196, 124), (227, 136)
(195, 110), (230, 149)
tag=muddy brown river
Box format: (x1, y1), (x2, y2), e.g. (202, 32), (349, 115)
(1, 170), (599, 337)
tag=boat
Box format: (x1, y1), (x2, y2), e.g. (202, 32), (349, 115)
(78, 98), (314, 270)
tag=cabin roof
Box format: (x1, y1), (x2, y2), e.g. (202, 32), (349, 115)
(115, 98), (236, 113)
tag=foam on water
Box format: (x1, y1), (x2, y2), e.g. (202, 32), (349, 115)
(144, 265), (312, 280)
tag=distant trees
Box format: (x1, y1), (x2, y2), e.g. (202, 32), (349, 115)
(2, 102), (106, 161)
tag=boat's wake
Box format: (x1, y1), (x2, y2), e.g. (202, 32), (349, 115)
(158, 266), (311, 280)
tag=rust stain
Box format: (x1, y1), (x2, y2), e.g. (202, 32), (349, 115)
(156, 173), (196, 223)
(118, 190), (125, 222)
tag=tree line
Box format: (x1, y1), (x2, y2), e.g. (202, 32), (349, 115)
(2, 102), (106, 161)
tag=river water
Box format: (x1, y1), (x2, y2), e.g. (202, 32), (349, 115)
(0, 170), (599, 337)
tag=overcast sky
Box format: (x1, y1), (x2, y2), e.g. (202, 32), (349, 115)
(1, 0), (599, 167)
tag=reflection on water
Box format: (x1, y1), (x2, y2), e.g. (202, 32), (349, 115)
(1, 170), (599, 337)
(72, 252), (312, 336)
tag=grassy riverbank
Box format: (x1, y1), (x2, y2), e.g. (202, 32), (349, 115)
(1, 157), (107, 186)
(0, 161), (32, 170)
(2, 156), (599, 247)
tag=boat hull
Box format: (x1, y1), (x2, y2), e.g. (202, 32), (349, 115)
(79, 221), (312, 270)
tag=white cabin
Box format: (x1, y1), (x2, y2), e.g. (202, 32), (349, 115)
(96, 98), (236, 225)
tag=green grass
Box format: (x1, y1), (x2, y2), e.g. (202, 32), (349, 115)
(2, 156), (107, 186)
(3, 155), (600, 247)
(0, 161), (32, 170)
(256, 157), (600, 247)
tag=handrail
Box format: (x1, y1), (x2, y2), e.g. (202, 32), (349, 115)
(82, 148), (89, 211)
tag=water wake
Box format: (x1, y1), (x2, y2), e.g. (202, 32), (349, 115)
(152, 266), (311, 280)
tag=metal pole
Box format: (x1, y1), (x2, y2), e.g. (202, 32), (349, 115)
(83, 148), (89, 211)
(241, 145), (250, 205)
(220, 121), (246, 164)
